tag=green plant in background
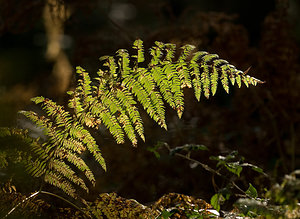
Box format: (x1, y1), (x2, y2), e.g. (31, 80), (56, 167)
(234, 173), (300, 219)
(149, 142), (300, 218)
(1, 39), (264, 217)
(150, 142), (265, 217)
(209, 151), (262, 212)
(266, 170), (300, 207)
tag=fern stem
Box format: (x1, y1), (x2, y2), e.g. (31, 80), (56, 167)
(3, 190), (89, 219)
(4, 191), (40, 218)
(39, 191), (89, 217)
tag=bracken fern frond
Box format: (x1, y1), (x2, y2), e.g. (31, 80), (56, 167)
(20, 39), (264, 199)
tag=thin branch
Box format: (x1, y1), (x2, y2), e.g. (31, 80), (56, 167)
(163, 143), (258, 199)
(3, 190), (90, 219)
(163, 142), (221, 176)
(173, 152), (222, 177)
(3, 191), (40, 218)
(39, 191), (89, 218)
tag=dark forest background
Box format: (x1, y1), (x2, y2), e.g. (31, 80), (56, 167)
(0, 0), (299, 211)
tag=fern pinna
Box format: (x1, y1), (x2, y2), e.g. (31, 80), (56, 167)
(21, 39), (264, 198)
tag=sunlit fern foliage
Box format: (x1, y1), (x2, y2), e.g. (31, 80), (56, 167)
(20, 39), (264, 199)
(19, 98), (106, 199)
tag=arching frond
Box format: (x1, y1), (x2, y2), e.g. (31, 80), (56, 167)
(19, 39), (264, 200)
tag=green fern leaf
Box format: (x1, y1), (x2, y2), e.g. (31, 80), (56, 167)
(152, 65), (175, 110)
(191, 51), (209, 62)
(49, 159), (89, 192)
(31, 97), (72, 129)
(164, 43), (176, 62)
(117, 49), (131, 77)
(123, 75), (167, 129)
(67, 91), (85, 118)
(76, 66), (93, 104)
(149, 41), (164, 65)
(68, 124), (106, 171)
(62, 138), (86, 153)
(116, 89), (145, 141)
(55, 148), (96, 185)
(118, 113), (138, 146)
(79, 127), (106, 171)
(178, 44), (196, 62)
(189, 51), (209, 101)
(163, 63), (184, 118)
(44, 171), (77, 198)
(102, 91), (138, 145)
(19, 111), (54, 139)
(132, 39), (145, 63)
(220, 65), (230, 93)
(211, 65), (219, 96)
(242, 76), (249, 87)
(149, 42), (181, 117)
(229, 75), (235, 86)
(190, 63), (202, 101)
(177, 45), (195, 88)
(101, 56), (118, 80)
(236, 73), (242, 88)
(89, 102), (125, 144)
(26, 159), (47, 177)
(246, 75), (264, 86)
(176, 62), (192, 88)
(201, 64), (210, 99)
(136, 68), (166, 128)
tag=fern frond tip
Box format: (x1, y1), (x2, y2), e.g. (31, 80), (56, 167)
(31, 96), (45, 104)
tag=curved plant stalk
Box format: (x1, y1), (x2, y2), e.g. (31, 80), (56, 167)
(4, 191), (40, 218)
(4, 190), (89, 218)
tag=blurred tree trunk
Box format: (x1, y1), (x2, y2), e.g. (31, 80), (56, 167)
(44, 0), (72, 97)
